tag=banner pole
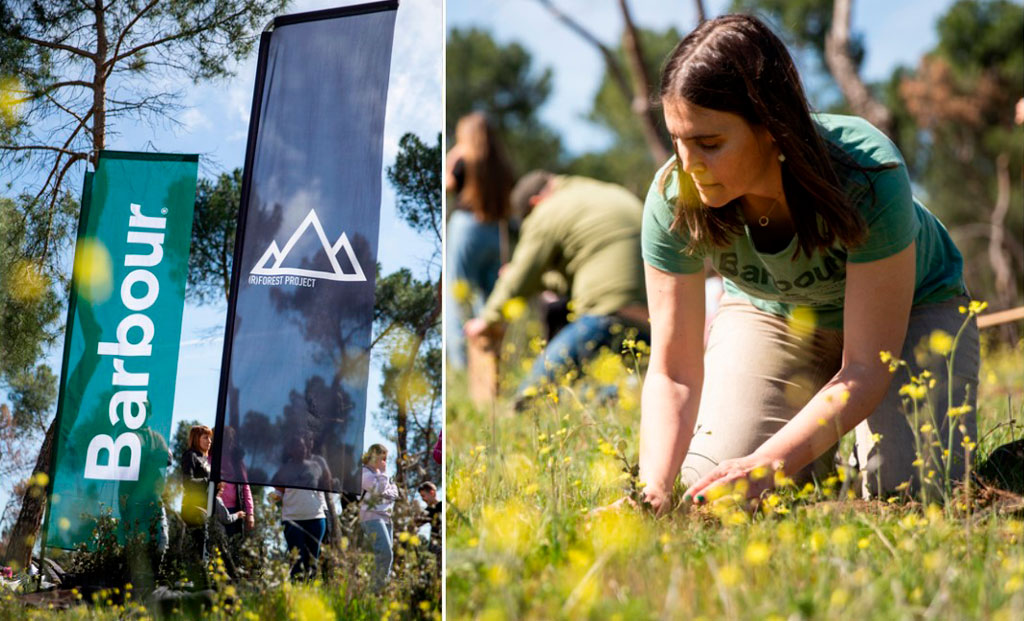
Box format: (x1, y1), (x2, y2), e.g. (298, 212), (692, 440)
(209, 31), (272, 486)
(34, 170), (94, 591)
(206, 482), (215, 524)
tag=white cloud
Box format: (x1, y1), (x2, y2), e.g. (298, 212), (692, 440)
(181, 107), (211, 132)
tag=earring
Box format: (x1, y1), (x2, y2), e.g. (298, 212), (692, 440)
(778, 153), (786, 163)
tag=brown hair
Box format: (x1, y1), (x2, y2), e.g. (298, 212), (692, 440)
(455, 112), (514, 222)
(658, 14), (883, 258)
(188, 425), (213, 453)
(418, 481), (437, 493)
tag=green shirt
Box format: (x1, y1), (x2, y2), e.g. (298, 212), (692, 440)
(641, 114), (965, 329)
(482, 175), (647, 323)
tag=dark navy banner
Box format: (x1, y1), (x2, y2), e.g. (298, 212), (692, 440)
(214, 1), (397, 495)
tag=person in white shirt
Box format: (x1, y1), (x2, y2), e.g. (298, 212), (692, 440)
(360, 444), (399, 591)
(272, 436), (331, 580)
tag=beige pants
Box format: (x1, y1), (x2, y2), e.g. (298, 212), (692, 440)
(681, 295), (979, 498)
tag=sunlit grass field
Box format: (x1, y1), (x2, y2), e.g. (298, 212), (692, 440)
(445, 313), (1024, 620)
(2, 547), (440, 621)
(2, 505), (441, 620)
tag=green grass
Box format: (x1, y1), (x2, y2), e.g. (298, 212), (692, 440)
(1, 509), (441, 620)
(445, 324), (1024, 620)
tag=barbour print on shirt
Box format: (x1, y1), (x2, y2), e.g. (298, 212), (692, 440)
(641, 114), (965, 330)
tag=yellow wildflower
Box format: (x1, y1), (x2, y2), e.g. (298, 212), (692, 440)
(899, 383), (927, 401)
(292, 589), (335, 621)
(452, 279), (472, 304)
(830, 588), (850, 608)
(716, 564), (742, 587)
(744, 541), (771, 566)
(830, 525), (855, 548)
(788, 306), (817, 339)
(810, 530), (827, 552)
(501, 297), (528, 321)
(948, 404), (972, 417)
(928, 330), (953, 356)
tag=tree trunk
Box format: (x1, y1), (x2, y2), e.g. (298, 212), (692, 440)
(394, 279), (443, 488)
(535, 0), (669, 163)
(1, 415), (56, 572)
(824, 0), (893, 136)
(395, 395), (409, 488)
(91, 1), (108, 160)
(618, 0), (670, 163)
(693, 0), (707, 25)
(988, 152), (1019, 341)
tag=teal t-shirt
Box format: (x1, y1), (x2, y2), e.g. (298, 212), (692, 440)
(641, 113), (965, 329)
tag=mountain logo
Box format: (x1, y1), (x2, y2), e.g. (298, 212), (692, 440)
(250, 209), (366, 282)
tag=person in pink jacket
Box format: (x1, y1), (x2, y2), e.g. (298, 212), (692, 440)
(220, 427), (254, 537)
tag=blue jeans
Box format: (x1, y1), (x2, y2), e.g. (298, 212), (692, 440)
(446, 209), (502, 369)
(517, 314), (650, 404)
(283, 518), (326, 580)
(360, 518), (393, 591)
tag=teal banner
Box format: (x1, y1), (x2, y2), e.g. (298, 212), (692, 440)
(47, 151), (198, 549)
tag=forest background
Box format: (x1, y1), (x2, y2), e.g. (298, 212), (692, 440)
(446, 0), (1023, 324)
(0, 0), (443, 572)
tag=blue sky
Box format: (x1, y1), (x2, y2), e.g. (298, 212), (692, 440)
(447, 0), (958, 155)
(5, 0), (442, 518)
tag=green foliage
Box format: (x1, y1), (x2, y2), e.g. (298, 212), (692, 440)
(0, 0), (290, 256)
(386, 133), (442, 243)
(730, 0), (865, 68)
(935, 0), (1024, 78)
(0, 194), (73, 425)
(0, 1), (288, 88)
(446, 27), (564, 172)
(375, 268), (438, 335)
(5, 363), (55, 430)
(374, 131), (443, 485)
(894, 0), (1024, 311)
(188, 169), (242, 304)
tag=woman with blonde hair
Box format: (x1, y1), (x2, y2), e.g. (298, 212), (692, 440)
(359, 443), (399, 591)
(445, 111), (515, 368)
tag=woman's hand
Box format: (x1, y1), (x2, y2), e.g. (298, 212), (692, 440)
(463, 317), (491, 339)
(445, 144), (464, 191)
(641, 486), (672, 516)
(587, 496), (635, 519)
(684, 453), (782, 506)
(245, 514), (255, 530)
(589, 486), (671, 518)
